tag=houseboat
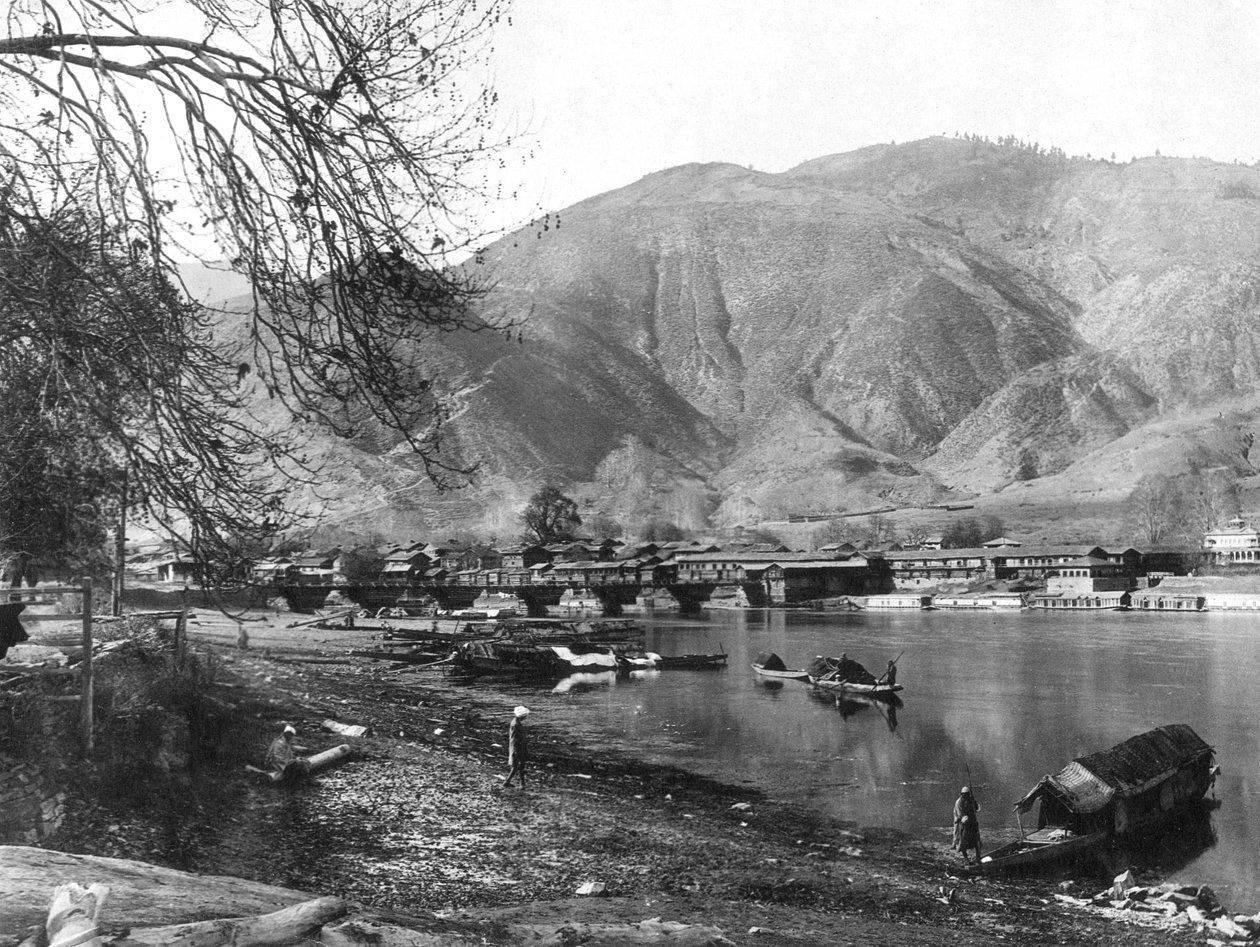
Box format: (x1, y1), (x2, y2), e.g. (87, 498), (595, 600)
(930, 593), (1026, 611)
(1028, 591), (1130, 611)
(979, 724), (1218, 874)
(863, 594), (933, 610)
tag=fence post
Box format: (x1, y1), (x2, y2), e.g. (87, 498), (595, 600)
(177, 586), (189, 671)
(81, 577), (94, 759)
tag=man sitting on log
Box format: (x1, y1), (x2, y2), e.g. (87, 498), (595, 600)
(264, 724), (312, 785)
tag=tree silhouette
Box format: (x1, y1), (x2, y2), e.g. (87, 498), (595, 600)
(0, 0), (513, 580)
(0, 0), (511, 489)
(520, 486), (582, 544)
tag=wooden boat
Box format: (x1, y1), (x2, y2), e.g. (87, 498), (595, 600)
(751, 651), (811, 681)
(453, 639), (621, 677)
(978, 724), (1218, 875)
(977, 827), (1108, 872)
(806, 654), (902, 696)
(621, 651), (728, 671)
(811, 677), (903, 697)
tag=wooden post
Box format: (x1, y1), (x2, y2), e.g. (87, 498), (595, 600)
(113, 472), (128, 617)
(176, 607), (188, 671)
(81, 577), (94, 759)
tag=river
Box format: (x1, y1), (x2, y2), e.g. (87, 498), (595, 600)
(481, 607), (1260, 908)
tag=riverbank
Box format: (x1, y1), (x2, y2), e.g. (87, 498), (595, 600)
(6, 609), (1236, 945)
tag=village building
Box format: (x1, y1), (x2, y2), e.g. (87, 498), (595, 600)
(498, 544), (551, 570)
(881, 548), (992, 588)
(988, 545), (1123, 582)
(379, 548), (433, 583)
(249, 557), (297, 585)
(762, 559), (870, 603)
(291, 550), (341, 584)
(1202, 516), (1260, 564)
(1029, 555), (1135, 610)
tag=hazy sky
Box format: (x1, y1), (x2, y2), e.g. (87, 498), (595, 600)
(486, 0), (1260, 228)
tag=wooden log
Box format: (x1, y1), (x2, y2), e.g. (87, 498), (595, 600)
(117, 895), (347, 946)
(1, 846), (320, 932)
(323, 720), (370, 738)
(308, 744), (353, 774)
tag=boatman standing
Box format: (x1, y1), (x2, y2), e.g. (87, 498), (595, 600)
(953, 786), (982, 864)
(879, 660), (897, 687)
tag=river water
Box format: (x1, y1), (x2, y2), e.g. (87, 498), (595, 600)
(482, 607), (1260, 908)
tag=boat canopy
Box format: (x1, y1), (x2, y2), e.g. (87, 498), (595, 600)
(755, 652), (788, 671)
(1013, 724), (1213, 815)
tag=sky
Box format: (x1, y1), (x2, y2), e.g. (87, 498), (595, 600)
(482, 0), (1260, 231)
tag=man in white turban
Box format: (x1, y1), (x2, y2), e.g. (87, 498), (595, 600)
(502, 706), (531, 789)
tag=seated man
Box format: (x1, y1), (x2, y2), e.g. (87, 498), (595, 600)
(264, 724), (312, 785)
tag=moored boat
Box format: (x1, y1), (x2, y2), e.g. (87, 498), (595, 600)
(978, 724), (1218, 875)
(751, 652), (811, 681)
(621, 651), (728, 670)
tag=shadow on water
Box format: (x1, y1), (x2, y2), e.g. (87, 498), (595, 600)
(1106, 799), (1221, 878)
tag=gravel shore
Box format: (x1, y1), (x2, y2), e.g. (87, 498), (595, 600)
(40, 610), (1218, 945)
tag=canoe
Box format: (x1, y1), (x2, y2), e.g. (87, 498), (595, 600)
(753, 663), (811, 681)
(752, 651), (811, 681)
(976, 828), (1108, 873)
(654, 652), (728, 670)
(810, 677), (903, 697)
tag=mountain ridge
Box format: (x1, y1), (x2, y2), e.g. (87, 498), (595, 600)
(238, 137), (1260, 542)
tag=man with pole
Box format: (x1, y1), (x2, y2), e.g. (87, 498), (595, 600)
(953, 783), (982, 864)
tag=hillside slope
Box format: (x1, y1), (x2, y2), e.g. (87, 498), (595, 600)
(275, 139), (1260, 540)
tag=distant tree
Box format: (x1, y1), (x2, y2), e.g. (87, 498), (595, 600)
(642, 520), (688, 543)
(1014, 447), (1039, 482)
(744, 527), (786, 547)
(582, 512), (624, 541)
(941, 515), (1005, 549)
(858, 513), (896, 548)
(1183, 472), (1239, 540)
(338, 544), (386, 582)
(1125, 475), (1185, 545)
(814, 518), (854, 548)
(520, 485), (582, 544)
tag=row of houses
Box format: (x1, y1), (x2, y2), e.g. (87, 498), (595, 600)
(237, 535), (1204, 601)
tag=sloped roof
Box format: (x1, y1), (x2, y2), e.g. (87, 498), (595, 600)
(1016, 725), (1212, 815)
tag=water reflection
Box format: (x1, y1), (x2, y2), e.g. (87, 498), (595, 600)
(475, 608), (1258, 907)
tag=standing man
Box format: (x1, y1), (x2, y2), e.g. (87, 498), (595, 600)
(503, 706), (530, 789)
(880, 660), (897, 687)
(953, 786), (982, 864)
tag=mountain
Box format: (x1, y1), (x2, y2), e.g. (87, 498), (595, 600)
(274, 137), (1260, 543)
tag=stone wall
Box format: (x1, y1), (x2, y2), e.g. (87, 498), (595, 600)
(0, 758), (65, 844)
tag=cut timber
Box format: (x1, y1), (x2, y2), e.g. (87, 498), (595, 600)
(309, 743), (353, 773)
(120, 895), (347, 946)
(0, 846), (321, 932)
(323, 720), (370, 738)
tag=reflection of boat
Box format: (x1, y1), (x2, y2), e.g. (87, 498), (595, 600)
(751, 652), (811, 681)
(551, 670), (619, 694)
(979, 724), (1218, 875)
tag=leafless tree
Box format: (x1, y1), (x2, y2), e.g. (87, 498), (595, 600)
(0, 0), (513, 488)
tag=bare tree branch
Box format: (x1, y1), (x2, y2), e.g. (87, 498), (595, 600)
(1, 0), (515, 493)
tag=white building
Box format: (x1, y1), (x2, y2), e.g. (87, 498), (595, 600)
(1203, 517), (1260, 563)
